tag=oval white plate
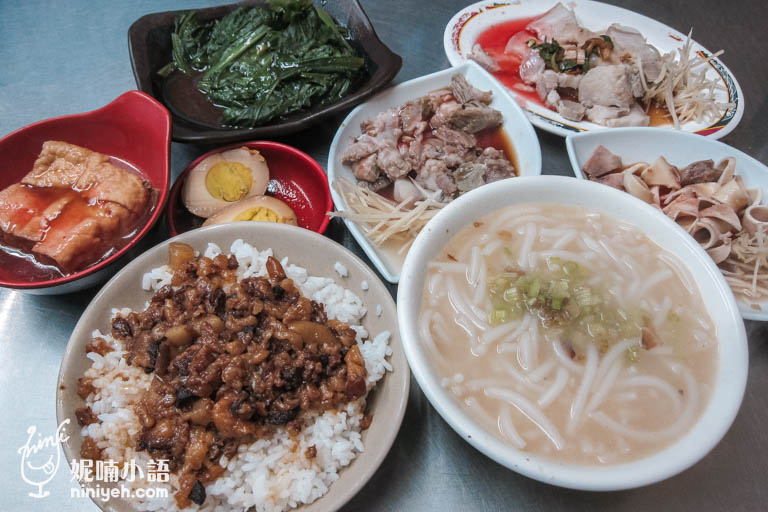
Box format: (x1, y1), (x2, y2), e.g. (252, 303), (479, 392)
(444, 0), (744, 139)
(327, 60), (542, 283)
(565, 127), (768, 321)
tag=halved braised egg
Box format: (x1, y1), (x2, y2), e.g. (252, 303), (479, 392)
(202, 195), (298, 227)
(182, 147), (269, 218)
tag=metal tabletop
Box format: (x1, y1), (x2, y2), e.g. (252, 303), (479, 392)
(1, 1), (766, 510)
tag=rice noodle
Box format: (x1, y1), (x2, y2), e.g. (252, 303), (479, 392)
(528, 358), (556, 383)
(420, 310), (448, 366)
(585, 360), (622, 415)
(472, 260), (488, 307)
(658, 253), (695, 293)
(594, 338), (639, 386)
(428, 272), (444, 299)
(552, 230), (578, 249)
(468, 247), (481, 286)
(598, 239), (620, 266)
(479, 315), (528, 345)
(552, 340), (584, 373)
(634, 270), (674, 301)
(427, 262), (467, 273)
(539, 249), (592, 264)
(499, 405), (527, 449)
(485, 388), (564, 450)
(617, 376), (683, 412)
(517, 332), (533, 372)
(481, 240), (503, 256)
(518, 223), (537, 270)
(579, 233), (602, 253)
(497, 342), (518, 354)
(568, 343), (598, 431)
(537, 368), (569, 408)
(447, 276), (487, 331)
(591, 362), (697, 442)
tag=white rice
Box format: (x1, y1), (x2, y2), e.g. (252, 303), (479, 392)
(81, 240), (392, 511)
(333, 262), (348, 278)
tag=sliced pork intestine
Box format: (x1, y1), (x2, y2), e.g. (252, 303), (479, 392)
(706, 239), (733, 264)
(742, 205), (768, 236)
(641, 156), (681, 189)
(662, 182), (721, 206)
(663, 197), (701, 221)
(713, 177), (751, 212)
(716, 157), (737, 185)
(690, 217), (731, 249)
(623, 162), (649, 176)
(699, 203), (742, 232)
(650, 185), (662, 208)
(623, 171), (653, 203)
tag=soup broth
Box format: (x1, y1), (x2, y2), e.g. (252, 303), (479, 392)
(420, 203), (716, 464)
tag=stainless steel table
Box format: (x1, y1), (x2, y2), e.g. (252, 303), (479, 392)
(1, 1), (766, 510)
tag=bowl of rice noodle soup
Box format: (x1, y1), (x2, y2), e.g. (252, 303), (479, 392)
(397, 175), (747, 490)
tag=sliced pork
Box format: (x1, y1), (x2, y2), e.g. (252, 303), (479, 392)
(680, 160), (722, 186)
(579, 65), (634, 109)
(605, 24), (663, 81)
(582, 145), (622, 177)
(470, 44), (500, 72)
(603, 104), (650, 127)
(341, 74), (516, 201)
(526, 3), (593, 44)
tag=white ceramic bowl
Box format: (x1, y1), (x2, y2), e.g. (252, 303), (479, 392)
(566, 127), (768, 321)
(397, 175), (748, 490)
(327, 60), (542, 283)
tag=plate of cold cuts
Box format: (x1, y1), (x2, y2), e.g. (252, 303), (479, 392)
(444, 0), (744, 138)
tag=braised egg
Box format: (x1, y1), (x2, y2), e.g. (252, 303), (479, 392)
(202, 195), (298, 227)
(182, 147), (269, 218)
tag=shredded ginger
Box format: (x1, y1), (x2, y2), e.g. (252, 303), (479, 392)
(329, 178), (445, 253)
(641, 31), (734, 128)
(720, 228), (768, 302)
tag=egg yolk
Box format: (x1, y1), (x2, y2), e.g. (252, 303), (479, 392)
(205, 161), (253, 202)
(233, 207), (290, 223)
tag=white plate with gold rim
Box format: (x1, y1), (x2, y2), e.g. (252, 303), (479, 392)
(444, 0), (744, 138)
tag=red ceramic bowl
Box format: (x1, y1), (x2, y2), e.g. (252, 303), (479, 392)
(0, 91), (171, 294)
(167, 141), (333, 236)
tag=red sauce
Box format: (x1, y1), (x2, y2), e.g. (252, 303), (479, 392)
(0, 158), (155, 282)
(475, 17), (545, 109)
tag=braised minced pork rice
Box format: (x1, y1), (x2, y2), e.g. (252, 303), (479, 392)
(79, 239), (392, 511)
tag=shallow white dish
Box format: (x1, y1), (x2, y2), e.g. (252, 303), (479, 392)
(566, 127), (768, 321)
(327, 60), (542, 283)
(443, 0), (743, 139)
(398, 176), (748, 490)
